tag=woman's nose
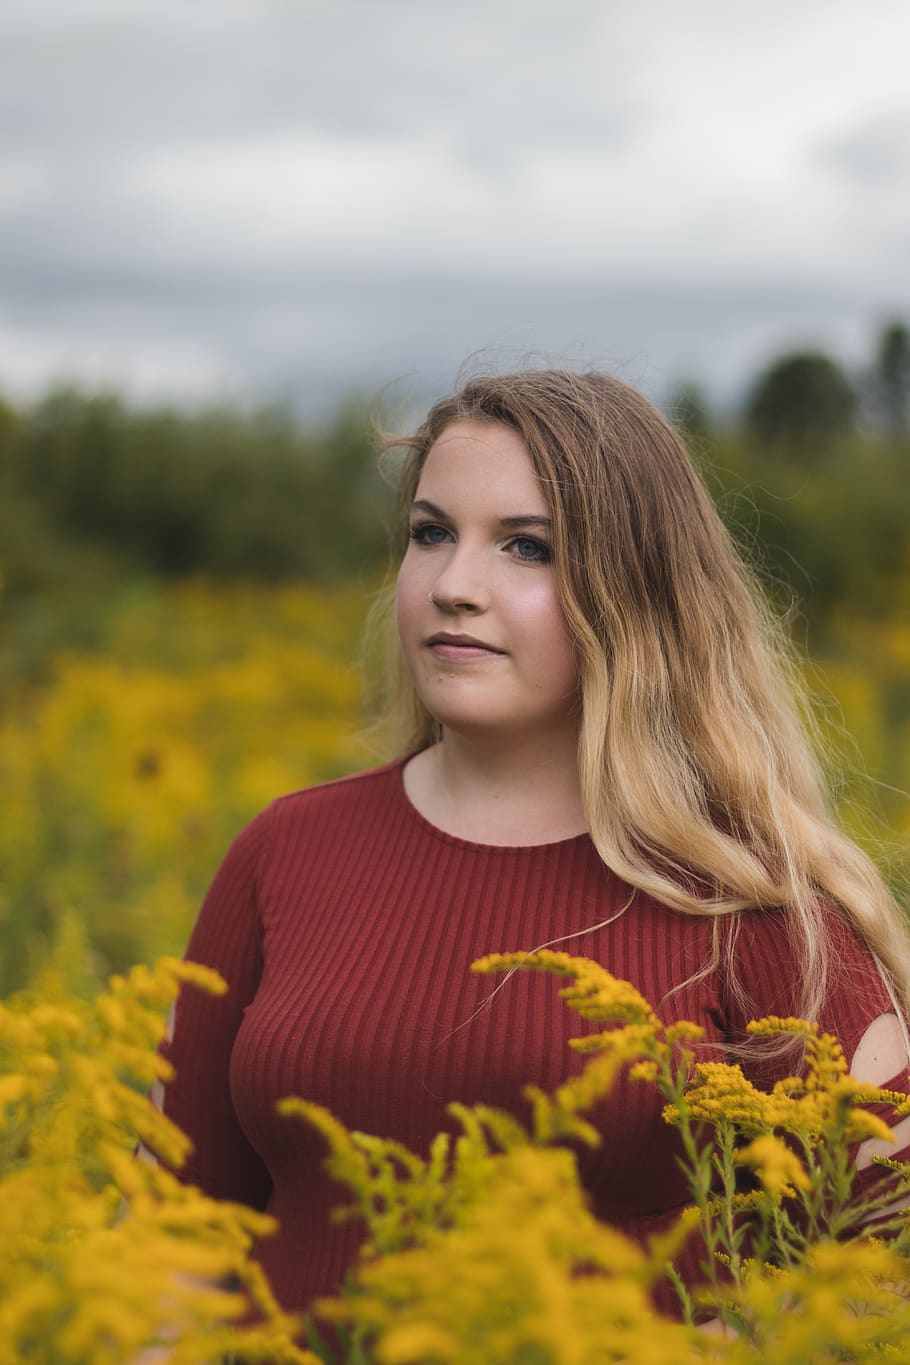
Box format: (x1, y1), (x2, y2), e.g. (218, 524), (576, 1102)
(429, 586), (480, 613)
(428, 545), (489, 613)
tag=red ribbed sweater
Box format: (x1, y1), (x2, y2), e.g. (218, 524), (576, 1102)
(162, 758), (907, 1316)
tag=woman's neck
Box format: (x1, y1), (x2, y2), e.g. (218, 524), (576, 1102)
(403, 731), (587, 846)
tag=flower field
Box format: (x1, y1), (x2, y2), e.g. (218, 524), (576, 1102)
(2, 571), (907, 999)
(0, 579), (374, 997)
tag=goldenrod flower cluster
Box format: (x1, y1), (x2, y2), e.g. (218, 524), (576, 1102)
(282, 1099), (704, 1364)
(680, 1017), (905, 1148)
(6, 939), (910, 1362)
(281, 949), (910, 1364)
(0, 955), (316, 1365)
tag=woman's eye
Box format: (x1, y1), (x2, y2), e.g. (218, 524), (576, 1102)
(511, 536), (550, 564)
(409, 522), (450, 546)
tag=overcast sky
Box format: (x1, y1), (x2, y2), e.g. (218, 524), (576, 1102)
(1, 0), (908, 417)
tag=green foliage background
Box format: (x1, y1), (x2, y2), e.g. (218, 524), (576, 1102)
(0, 355), (908, 999)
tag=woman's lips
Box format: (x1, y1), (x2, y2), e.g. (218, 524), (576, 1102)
(426, 633), (504, 661)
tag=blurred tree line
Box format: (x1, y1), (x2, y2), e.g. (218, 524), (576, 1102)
(672, 319), (910, 631)
(0, 391), (395, 597)
(0, 318), (907, 642)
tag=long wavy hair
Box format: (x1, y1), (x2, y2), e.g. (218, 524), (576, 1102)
(377, 368), (910, 1028)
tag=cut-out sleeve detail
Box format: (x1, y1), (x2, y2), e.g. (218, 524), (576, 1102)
(851, 1012), (910, 1172)
(857, 1113), (910, 1172)
(851, 1012), (909, 1087)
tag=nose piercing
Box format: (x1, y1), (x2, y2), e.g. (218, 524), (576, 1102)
(428, 591), (438, 604)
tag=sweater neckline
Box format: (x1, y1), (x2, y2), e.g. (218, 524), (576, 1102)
(392, 755), (592, 855)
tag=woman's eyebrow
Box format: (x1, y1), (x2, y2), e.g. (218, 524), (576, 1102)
(498, 515), (552, 530)
(410, 498), (449, 519)
(410, 499), (551, 530)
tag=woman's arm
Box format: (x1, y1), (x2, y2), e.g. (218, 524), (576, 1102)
(158, 805), (275, 1210)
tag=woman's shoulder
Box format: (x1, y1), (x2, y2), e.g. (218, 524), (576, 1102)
(248, 757), (410, 855)
(268, 757), (406, 820)
(212, 759), (409, 893)
(724, 899), (898, 1043)
(730, 898), (883, 977)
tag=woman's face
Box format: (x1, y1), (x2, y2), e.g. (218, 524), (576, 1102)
(395, 420), (579, 745)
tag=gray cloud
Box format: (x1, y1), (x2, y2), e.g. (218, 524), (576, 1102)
(818, 111), (910, 185)
(0, 0), (648, 157)
(1, 0), (909, 412)
(1, 248), (880, 416)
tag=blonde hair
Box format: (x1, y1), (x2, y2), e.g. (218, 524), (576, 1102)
(378, 368), (910, 1027)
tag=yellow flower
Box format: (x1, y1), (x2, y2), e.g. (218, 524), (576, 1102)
(0, 956), (316, 1364)
(473, 950), (659, 1029)
(667, 1061), (777, 1134)
(735, 1134), (812, 1196)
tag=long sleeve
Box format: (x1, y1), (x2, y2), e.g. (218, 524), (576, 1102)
(161, 806), (274, 1211)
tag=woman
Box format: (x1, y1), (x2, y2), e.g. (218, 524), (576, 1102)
(161, 368), (910, 1317)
